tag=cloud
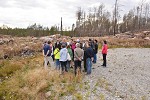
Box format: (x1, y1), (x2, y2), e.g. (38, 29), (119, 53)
(0, 0), (145, 28)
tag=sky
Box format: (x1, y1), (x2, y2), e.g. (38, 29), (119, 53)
(0, 0), (149, 29)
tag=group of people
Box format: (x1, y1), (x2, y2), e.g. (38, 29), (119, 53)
(43, 38), (108, 76)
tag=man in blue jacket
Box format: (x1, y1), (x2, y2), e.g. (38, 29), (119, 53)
(85, 43), (94, 75)
(43, 41), (52, 69)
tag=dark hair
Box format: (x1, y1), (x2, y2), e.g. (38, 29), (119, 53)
(62, 44), (66, 48)
(104, 40), (107, 44)
(48, 41), (51, 44)
(95, 40), (98, 43)
(67, 45), (71, 48)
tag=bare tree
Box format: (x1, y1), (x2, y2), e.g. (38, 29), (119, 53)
(113, 0), (118, 35)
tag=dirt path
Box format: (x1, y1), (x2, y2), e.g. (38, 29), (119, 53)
(82, 48), (150, 100)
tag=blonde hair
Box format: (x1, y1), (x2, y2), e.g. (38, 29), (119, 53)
(76, 43), (80, 48)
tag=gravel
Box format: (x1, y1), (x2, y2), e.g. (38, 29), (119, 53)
(82, 48), (150, 100)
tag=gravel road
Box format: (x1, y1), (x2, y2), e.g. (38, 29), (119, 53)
(82, 48), (150, 100)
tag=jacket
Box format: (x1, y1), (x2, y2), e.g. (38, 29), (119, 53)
(102, 44), (108, 54)
(74, 47), (84, 61)
(59, 48), (68, 61)
(85, 47), (94, 58)
(54, 48), (60, 60)
(67, 48), (73, 60)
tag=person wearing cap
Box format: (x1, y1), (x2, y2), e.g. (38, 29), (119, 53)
(59, 44), (68, 74)
(76, 39), (80, 43)
(74, 43), (84, 76)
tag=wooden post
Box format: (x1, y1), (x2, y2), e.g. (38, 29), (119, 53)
(61, 17), (63, 35)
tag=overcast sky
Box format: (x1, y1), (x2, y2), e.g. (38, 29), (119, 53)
(0, 0), (149, 28)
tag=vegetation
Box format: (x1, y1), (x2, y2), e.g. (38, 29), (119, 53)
(75, 1), (150, 36)
(0, 55), (82, 100)
(0, 1), (150, 37)
(0, 24), (73, 37)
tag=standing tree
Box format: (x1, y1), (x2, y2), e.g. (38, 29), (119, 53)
(113, 0), (118, 35)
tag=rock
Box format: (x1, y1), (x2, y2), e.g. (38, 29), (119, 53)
(4, 54), (9, 59)
(45, 91), (51, 98)
(0, 39), (4, 45)
(144, 37), (150, 40)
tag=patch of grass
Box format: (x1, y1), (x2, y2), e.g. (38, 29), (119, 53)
(0, 54), (83, 100)
(0, 61), (22, 79)
(99, 93), (105, 100)
(67, 84), (76, 94)
(141, 96), (147, 100)
(74, 93), (83, 100)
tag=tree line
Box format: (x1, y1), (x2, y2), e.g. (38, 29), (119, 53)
(0, 23), (71, 37)
(75, 0), (150, 36)
(0, 0), (150, 37)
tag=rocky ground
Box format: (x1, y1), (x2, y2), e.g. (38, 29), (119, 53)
(79, 48), (150, 100)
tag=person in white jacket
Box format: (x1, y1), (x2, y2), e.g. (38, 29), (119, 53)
(59, 44), (68, 74)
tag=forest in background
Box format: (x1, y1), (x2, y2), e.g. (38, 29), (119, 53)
(0, 0), (150, 37)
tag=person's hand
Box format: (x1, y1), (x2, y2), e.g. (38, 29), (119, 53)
(91, 57), (94, 61)
(78, 58), (81, 61)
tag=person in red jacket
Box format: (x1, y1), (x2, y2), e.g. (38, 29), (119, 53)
(101, 40), (108, 67)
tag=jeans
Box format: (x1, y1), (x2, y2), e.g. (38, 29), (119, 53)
(93, 54), (97, 63)
(60, 61), (67, 73)
(86, 58), (92, 74)
(55, 59), (60, 70)
(51, 55), (55, 61)
(84, 52), (87, 72)
(67, 61), (71, 71)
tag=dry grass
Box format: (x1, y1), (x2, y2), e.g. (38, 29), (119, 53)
(0, 54), (82, 100)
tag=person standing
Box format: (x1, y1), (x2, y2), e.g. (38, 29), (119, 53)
(93, 40), (98, 63)
(83, 41), (88, 72)
(101, 40), (108, 67)
(61, 38), (67, 47)
(55, 39), (61, 50)
(59, 44), (68, 74)
(43, 41), (52, 69)
(74, 43), (84, 76)
(67, 45), (73, 71)
(71, 41), (76, 61)
(54, 45), (60, 70)
(85, 43), (94, 75)
(50, 42), (55, 61)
